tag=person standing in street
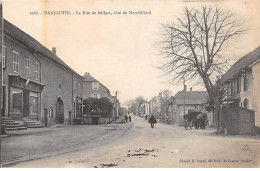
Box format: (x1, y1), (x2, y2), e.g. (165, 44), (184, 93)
(129, 115), (131, 122)
(148, 114), (157, 128)
(125, 114), (128, 122)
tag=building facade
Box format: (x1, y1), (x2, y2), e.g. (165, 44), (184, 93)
(167, 88), (210, 125)
(82, 72), (118, 118)
(82, 72), (113, 100)
(2, 19), (85, 126)
(221, 46), (260, 127)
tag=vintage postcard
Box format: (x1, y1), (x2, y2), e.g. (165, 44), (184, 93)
(0, 0), (260, 168)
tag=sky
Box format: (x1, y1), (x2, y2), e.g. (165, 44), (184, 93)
(2, 0), (260, 104)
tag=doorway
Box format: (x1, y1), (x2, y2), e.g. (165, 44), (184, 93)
(56, 97), (64, 124)
(2, 86), (6, 117)
(44, 108), (48, 127)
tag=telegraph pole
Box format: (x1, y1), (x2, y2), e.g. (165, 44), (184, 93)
(183, 78), (186, 116)
(0, 3), (3, 167)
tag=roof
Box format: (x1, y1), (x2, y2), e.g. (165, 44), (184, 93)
(174, 91), (208, 105)
(221, 46), (260, 82)
(83, 72), (111, 93)
(4, 19), (83, 79)
(83, 72), (98, 82)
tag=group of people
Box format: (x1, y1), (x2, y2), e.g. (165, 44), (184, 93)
(125, 112), (157, 128)
(125, 113), (131, 122)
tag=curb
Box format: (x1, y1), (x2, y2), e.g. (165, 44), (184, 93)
(1, 122), (133, 167)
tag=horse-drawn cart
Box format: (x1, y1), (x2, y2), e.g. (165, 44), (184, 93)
(183, 109), (207, 130)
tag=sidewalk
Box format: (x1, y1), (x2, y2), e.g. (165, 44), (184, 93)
(1, 122), (133, 167)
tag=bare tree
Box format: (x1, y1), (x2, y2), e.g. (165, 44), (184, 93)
(157, 6), (246, 134)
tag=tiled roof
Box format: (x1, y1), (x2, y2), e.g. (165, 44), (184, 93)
(83, 73), (111, 94)
(83, 73), (98, 82)
(174, 91), (208, 105)
(4, 19), (83, 79)
(221, 46), (260, 83)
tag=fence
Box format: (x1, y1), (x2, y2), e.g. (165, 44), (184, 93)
(222, 107), (255, 135)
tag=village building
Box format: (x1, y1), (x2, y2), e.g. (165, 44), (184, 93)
(148, 96), (161, 119)
(221, 46), (260, 127)
(2, 19), (85, 127)
(82, 72), (119, 120)
(82, 72), (114, 101)
(166, 86), (212, 125)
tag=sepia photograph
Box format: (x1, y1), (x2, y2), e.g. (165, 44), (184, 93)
(0, 0), (260, 168)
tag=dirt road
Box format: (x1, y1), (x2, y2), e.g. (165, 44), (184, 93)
(5, 114), (260, 168)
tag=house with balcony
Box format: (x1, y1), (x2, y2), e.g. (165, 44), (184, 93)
(221, 46), (260, 127)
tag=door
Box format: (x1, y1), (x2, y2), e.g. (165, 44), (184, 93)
(23, 89), (29, 117)
(44, 108), (48, 127)
(56, 97), (64, 124)
(2, 86), (6, 117)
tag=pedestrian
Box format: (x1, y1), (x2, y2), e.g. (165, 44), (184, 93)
(148, 114), (157, 128)
(145, 115), (148, 121)
(129, 115), (132, 122)
(125, 115), (128, 122)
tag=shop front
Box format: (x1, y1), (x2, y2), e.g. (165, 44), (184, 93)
(8, 75), (44, 121)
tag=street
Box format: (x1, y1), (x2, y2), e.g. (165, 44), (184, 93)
(2, 114), (260, 168)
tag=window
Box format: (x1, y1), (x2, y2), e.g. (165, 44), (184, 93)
(25, 58), (30, 77)
(73, 101), (76, 118)
(73, 80), (76, 89)
(237, 77), (241, 93)
(13, 51), (19, 73)
(29, 92), (38, 115)
(34, 62), (39, 80)
(243, 99), (248, 109)
(92, 82), (99, 90)
(230, 80), (234, 95)
(49, 108), (54, 118)
(234, 79), (237, 94)
(91, 93), (100, 99)
(244, 71), (249, 91)
(79, 83), (81, 92)
(2, 46), (6, 68)
(11, 89), (23, 113)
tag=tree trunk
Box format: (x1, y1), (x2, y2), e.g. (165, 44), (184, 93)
(202, 77), (225, 134)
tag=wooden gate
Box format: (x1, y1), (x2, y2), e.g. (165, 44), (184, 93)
(222, 107), (255, 135)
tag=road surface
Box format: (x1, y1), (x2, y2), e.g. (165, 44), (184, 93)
(4, 114), (260, 168)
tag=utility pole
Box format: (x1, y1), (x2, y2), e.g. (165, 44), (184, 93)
(114, 91), (118, 123)
(0, 3), (3, 167)
(183, 78), (186, 116)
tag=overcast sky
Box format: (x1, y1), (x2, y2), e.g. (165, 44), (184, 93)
(3, 0), (260, 103)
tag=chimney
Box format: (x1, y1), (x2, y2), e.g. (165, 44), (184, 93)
(52, 47), (56, 55)
(190, 87), (192, 91)
(84, 72), (91, 76)
(184, 85), (187, 91)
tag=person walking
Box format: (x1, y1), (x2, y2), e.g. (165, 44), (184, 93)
(125, 114), (128, 122)
(148, 114), (157, 128)
(129, 115), (132, 122)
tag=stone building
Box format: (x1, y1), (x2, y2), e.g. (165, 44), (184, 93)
(167, 87), (210, 125)
(2, 19), (84, 126)
(82, 72), (114, 100)
(82, 72), (118, 117)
